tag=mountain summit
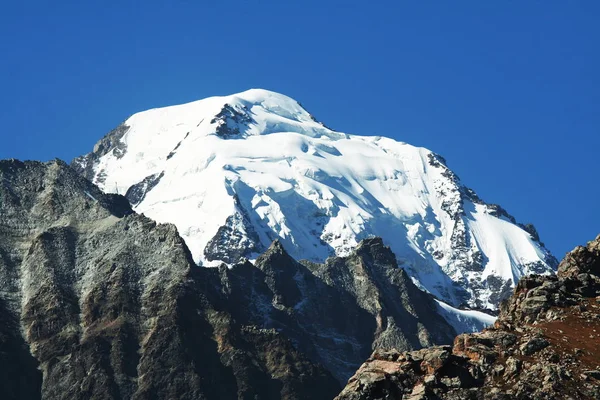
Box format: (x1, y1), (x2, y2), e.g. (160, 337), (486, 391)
(73, 89), (556, 310)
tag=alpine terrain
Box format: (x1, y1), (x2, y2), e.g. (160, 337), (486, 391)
(0, 90), (587, 400)
(74, 89), (556, 311)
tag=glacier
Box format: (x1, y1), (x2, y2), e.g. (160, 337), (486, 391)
(73, 88), (556, 310)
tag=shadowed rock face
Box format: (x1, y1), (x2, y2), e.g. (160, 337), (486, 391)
(336, 235), (600, 400)
(219, 238), (457, 383)
(0, 159), (338, 400)
(0, 159), (457, 399)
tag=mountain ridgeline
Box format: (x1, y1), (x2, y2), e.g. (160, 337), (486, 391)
(0, 159), (459, 400)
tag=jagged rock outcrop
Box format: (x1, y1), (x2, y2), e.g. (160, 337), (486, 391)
(0, 159), (458, 399)
(203, 194), (265, 263)
(215, 237), (457, 382)
(71, 122), (130, 184)
(210, 103), (254, 138)
(336, 235), (600, 400)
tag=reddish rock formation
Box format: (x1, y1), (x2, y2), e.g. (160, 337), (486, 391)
(336, 235), (600, 400)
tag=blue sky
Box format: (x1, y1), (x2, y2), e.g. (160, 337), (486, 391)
(1, 1), (598, 258)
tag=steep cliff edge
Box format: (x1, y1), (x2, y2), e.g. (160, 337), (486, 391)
(336, 234), (600, 400)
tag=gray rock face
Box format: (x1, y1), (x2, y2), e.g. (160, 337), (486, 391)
(0, 159), (339, 400)
(336, 234), (600, 400)
(0, 159), (457, 399)
(210, 103), (254, 138)
(222, 237), (457, 382)
(203, 194), (264, 263)
(124, 171), (164, 206)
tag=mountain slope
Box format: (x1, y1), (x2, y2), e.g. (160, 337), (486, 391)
(73, 89), (556, 309)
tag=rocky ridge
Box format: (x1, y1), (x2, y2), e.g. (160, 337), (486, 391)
(0, 159), (459, 399)
(336, 235), (600, 400)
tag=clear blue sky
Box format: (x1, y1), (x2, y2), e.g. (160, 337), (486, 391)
(1, 1), (598, 258)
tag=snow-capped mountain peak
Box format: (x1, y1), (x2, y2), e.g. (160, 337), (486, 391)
(124, 88), (337, 142)
(73, 89), (557, 310)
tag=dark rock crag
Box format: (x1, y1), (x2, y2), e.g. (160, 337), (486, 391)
(223, 237), (457, 382)
(336, 235), (600, 400)
(0, 159), (457, 399)
(210, 103), (254, 138)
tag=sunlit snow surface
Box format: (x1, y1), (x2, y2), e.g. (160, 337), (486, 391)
(89, 89), (554, 310)
(435, 300), (496, 333)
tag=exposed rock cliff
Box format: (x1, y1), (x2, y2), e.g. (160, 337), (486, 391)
(219, 237), (457, 382)
(0, 159), (458, 399)
(336, 235), (600, 400)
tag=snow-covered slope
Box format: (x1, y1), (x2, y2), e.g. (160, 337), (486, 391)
(434, 299), (496, 333)
(73, 89), (556, 310)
